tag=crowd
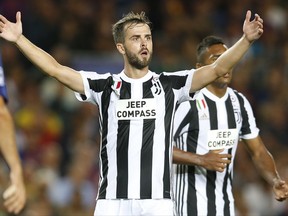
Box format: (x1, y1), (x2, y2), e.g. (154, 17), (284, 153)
(0, 0), (287, 215)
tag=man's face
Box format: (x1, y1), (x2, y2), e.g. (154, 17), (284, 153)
(122, 23), (153, 69)
(201, 43), (232, 86)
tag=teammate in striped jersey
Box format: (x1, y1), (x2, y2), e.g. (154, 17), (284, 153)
(173, 36), (288, 216)
(0, 10), (263, 215)
(0, 52), (26, 214)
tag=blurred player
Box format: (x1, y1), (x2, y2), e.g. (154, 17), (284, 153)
(173, 35), (288, 216)
(0, 51), (26, 214)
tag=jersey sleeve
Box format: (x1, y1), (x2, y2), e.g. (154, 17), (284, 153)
(74, 70), (111, 105)
(239, 93), (260, 140)
(177, 69), (194, 103)
(162, 69), (195, 104)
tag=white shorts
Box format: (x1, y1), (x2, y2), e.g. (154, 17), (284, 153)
(94, 199), (175, 216)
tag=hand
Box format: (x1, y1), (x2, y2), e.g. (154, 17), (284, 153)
(3, 172), (26, 214)
(272, 178), (288, 202)
(243, 10), (264, 42)
(200, 149), (232, 172)
(0, 11), (23, 43)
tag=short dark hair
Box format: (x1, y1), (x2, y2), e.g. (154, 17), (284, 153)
(196, 36), (225, 63)
(112, 11), (152, 44)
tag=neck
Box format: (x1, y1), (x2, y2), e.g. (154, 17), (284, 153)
(206, 84), (228, 98)
(124, 65), (149, 79)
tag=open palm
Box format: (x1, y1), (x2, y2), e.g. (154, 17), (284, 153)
(0, 12), (22, 43)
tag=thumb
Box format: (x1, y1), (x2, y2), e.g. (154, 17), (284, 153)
(274, 179), (286, 189)
(3, 185), (16, 200)
(276, 180), (285, 187)
(16, 11), (21, 23)
(245, 10), (251, 22)
(210, 149), (224, 154)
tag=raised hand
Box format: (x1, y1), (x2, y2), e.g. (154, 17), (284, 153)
(0, 11), (23, 43)
(243, 10), (264, 42)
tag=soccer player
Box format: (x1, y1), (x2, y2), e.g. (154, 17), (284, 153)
(0, 52), (26, 214)
(0, 10), (263, 215)
(173, 35), (288, 216)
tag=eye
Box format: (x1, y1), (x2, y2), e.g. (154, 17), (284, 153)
(132, 36), (139, 41)
(146, 35), (152, 41)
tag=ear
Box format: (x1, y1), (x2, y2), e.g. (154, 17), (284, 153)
(196, 62), (202, 69)
(116, 43), (125, 55)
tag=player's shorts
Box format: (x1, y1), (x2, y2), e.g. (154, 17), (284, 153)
(94, 199), (175, 216)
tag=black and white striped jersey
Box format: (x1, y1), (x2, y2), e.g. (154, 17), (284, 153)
(75, 69), (194, 200)
(173, 87), (259, 216)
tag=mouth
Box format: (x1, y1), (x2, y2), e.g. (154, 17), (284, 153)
(140, 49), (149, 56)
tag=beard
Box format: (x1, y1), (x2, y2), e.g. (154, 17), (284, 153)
(125, 47), (152, 69)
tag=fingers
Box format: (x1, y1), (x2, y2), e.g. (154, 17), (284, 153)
(4, 193), (19, 214)
(254, 13), (263, 23)
(204, 150), (231, 172)
(219, 153), (232, 159)
(3, 192), (25, 214)
(0, 11), (21, 27)
(218, 156), (231, 172)
(274, 179), (288, 189)
(250, 12), (263, 24)
(275, 193), (288, 202)
(4, 195), (25, 214)
(255, 15), (264, 34)
(3, 184), (25, 214)
(209, 149), (232, 159)
(3, 185), (16, 200)
(210, 149), (224, 154)
(217, 163), (227, 172)
(252, 13), (264, 36)
(209, 150), (232, 167)
(273, 179), (288, 202)
(277, 180), (286, 187)
(245, 10), (263, 30)
(0, 19), (5, 28)
(0, 14), (8, 24)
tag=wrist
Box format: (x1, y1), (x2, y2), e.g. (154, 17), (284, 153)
(15, 34), (24, 46)
(242, 34), (254, 45)
(196, 154), (204, 167)
(10, 165), (23, 179)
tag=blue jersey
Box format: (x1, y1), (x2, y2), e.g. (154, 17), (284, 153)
(0, 52), (8, 102)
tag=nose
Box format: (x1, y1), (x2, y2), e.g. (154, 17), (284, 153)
(141, 38), (147, 48)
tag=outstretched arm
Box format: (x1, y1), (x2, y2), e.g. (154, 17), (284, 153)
(0, 12), (84, 94)
(243, 136), (288, 201)
(0, 97), (26, 214)
(191, 10), (264, 92)
(173, 147), (231, 172)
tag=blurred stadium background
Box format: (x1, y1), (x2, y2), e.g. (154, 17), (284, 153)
(0, 0), (287, 215)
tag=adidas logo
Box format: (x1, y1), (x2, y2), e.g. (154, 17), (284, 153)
(199, 112), (209, 120)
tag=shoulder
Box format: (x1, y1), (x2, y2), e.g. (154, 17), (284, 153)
(229, 88), (248, 100)
(79, 70), (113, 79)
(160, 69), (195, 77)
